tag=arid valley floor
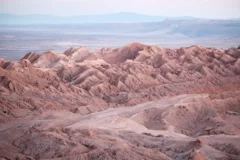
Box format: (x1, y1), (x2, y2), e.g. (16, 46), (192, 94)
(0, 43), (240, 160)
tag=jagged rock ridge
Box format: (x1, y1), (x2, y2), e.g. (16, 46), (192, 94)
(0, 43), (240, 159)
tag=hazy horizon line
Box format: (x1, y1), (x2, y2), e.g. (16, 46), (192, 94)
(1, 12), (240, 20)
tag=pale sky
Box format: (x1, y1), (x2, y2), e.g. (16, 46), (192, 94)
(1, 0), (240, 18)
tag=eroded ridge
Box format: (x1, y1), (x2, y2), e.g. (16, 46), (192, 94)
(0, 43), (240, 159)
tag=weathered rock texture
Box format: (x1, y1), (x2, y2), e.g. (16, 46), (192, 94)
(0, 43), (240, 159)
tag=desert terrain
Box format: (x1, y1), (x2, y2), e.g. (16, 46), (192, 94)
(0, 43), (240, 159)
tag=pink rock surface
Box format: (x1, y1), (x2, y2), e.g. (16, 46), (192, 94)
(0, 43), (239, 159)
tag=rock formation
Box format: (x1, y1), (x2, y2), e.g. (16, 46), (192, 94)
(0, 43), (239, 159)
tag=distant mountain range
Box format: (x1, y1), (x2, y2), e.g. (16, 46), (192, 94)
(0, 12), (199, 24)
(1, 18), (240, 38)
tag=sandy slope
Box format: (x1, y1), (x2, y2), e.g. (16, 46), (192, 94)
(0, 94), (239, 159)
